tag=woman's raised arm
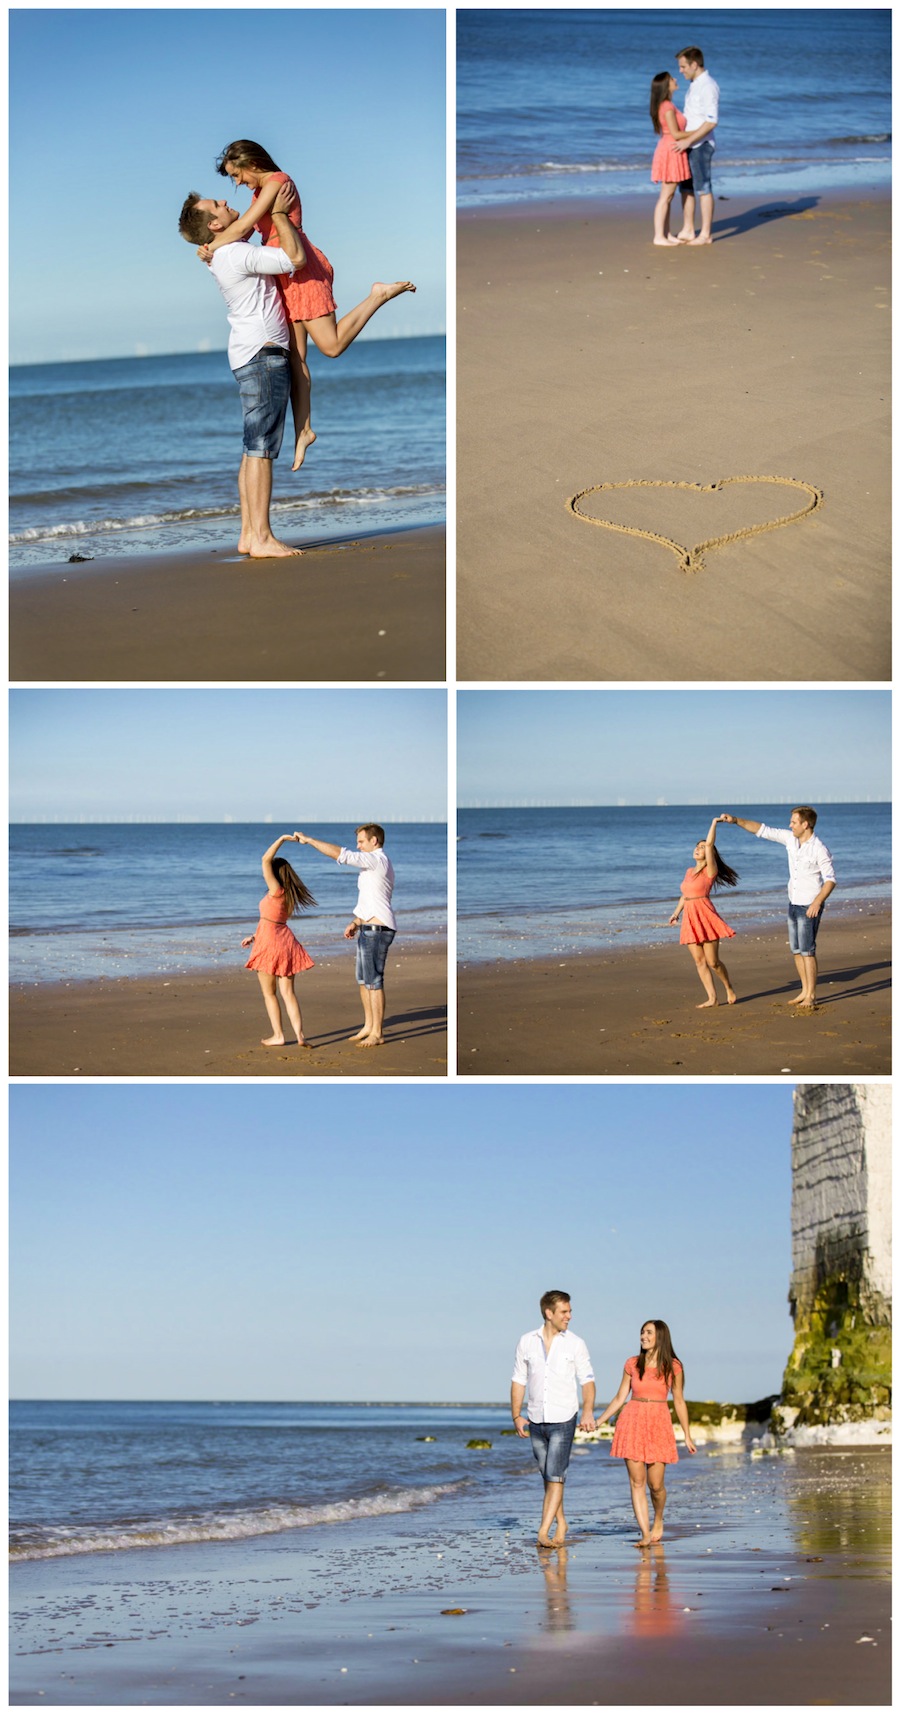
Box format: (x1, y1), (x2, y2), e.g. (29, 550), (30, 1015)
(262, 833), (298, 892)
(703, 816), (721, 878)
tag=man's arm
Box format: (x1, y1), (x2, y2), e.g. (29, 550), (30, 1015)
(579, 1381), (596, 1432)
(807, 878), (836, 918)
(510, 1381), (529, 1437)
(719, 814), (761, 834)
(673, 119), (716, 152)
(294, 833), (342, 861)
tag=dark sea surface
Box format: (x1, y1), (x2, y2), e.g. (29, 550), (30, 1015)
(9, 823), (446, 983)
(458, 803), (890, 961)
(458, 8), (891, 207)
(9, 336), (445, 568)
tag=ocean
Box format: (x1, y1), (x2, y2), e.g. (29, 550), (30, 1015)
(458, 8), (891, 207)
(9, 823), (446, 983)
(9, 335), (445, 569)
(458, 803), (890, 962)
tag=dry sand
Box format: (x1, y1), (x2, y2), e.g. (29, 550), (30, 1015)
(10, 524), (445, 683)
(458, 193), (890, 680)
(459, 909), (890, 1075)
(10, 942), (446, 1077)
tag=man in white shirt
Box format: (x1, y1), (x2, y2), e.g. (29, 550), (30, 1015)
(719, 807), (837, 1007)
(511, 1291), (596, 1547)
(672, 46), (720, 246)
(294, 824), (396, 1045)
(178, 182), (305, 559)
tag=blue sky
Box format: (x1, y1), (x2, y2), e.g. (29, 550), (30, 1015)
(459, 690), (891, 805)
(10, 690), (447, 822)
(10, 9), (445, 363)
(10, 1084), (794, 1402)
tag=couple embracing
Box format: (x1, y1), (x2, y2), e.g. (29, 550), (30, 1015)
(511, 1291), (695, 1550)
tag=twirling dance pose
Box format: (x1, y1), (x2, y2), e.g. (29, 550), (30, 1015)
(199, 140), (416, 470)
(668, 816), (738, 1007)
(595, 1319), (696, 1547)
(242, 835), (316, 1046)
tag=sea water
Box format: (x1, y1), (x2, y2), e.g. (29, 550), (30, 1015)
(9, 336), (445, 569)
(458, 8), (891, 207)
(458, 802), (890, 961)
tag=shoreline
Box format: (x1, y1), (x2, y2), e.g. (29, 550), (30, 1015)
(458, 194), (890, 681)
(9, 940), (447, 1078)
(10, 523), (445, 682)
(458, 909), (890, 1075)
(458, 176), (892, 221)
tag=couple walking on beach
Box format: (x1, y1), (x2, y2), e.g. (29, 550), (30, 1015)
(650, 45), (719, 245)
(671, 806), (836, 1011)
(512, 1292), (695, 1549)
(179, 138), (415, 558)
(242, 825), (395, 1049)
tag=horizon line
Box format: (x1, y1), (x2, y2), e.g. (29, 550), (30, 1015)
(10, 330), (447, 369)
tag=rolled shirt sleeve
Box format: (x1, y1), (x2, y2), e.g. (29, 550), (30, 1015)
(755, 823), (791, 846)
(240, 245), (297, 277)
(573, 1336), (595, 1386)
(511, 1338), (529, 1387)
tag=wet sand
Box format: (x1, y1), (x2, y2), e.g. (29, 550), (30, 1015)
(459, 909), (890, 1075)
(9, 942), (446, 1078)
(10, 1448), (890, 1705)
(458, 193), (890, 681)
(9, 525), (445, 683)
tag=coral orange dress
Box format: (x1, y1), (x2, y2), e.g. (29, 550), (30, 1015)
(679, 867), (735, 945)
(651, 102), (692, 184)
(245, 888), (315, 978)
(611, 1358), (682, 1464)
(254, 171), (337, 322)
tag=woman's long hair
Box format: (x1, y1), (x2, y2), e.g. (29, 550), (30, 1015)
(216, 139), (281, 178)
(636, 1320), (681, 1389)
(272, 859), (316, 918)
(650, 72), (673, 135)
(707, 847), (739, 891)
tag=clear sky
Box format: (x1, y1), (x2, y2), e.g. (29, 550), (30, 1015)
(458, 690), (891, 805)
(10, 690), (447, 822)
(10, 8), (445, 363)
(10, 1084), (795, 1403)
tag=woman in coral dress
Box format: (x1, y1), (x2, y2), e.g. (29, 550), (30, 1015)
(242, 834), (316, 1047)
(669, 815), (739, 1007)
(595, 1320), (696, 1546)
(198, 139), (415, 470)
(649, 72), (693, 246)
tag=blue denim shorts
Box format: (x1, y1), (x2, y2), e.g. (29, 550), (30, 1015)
(529, 1415), (577, 1484)
(788, 901), (824, 955)
(688, 139), (715, 196)
(355, 925), (396, 990)
(233, 346), (290, 458)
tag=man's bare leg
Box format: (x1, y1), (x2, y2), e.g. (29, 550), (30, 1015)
(794, 952), (818, 1007)
(537, 1478), (565, 1547)
(676, 186), (696, 240)
(238, 457), (251, 553)
(243, 454), (302, 558)
(351, 984), (376, 1041)
(288, 322), (316, 471)
(359, 987), (386, 1046)
(303, 282), (416, 360)
(689, 191), (714, 244)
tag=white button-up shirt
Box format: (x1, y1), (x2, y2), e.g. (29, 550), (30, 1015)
(684, 69), (720, 144)
(756, 824), (836, 906)
(337, 847), (396, 929)
(511, 1327), (594, 1424)
(208, 243), (294, 370)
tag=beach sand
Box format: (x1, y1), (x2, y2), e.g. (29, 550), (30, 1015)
(10, 942), (446, 1077)
(10, 1448), (890, 1705)
(458, 909), (890, 1075)
(9, 525), (445, 683)
(458, 193), (890, 681)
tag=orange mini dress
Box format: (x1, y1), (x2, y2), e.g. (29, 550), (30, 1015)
(244, 888), (315, 979)
(611, 1358), (682, 1464)
(254, 172), (337, 322)
(679, 867), (735, 945)
(651, 102), (692, 184)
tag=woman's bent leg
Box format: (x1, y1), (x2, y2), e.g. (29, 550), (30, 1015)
(288, 322), (315, 470)
(303, 280), (416, 360)
(277, 975), (306, 1044)
(689, 942), (717, 1006)
(257, 972), (285, 1044)
(647, 1462), (667, 1540)
(625, 1459), (652, 1545)
(704, 940), (737, 1004)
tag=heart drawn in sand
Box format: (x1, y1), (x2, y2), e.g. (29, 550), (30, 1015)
(567, 476), (822, 573)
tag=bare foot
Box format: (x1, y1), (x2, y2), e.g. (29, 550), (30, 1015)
(371, 280), (416, 304)
(237, 536), (250, 554)
(648, 1527), (664, 1543)
(292, 428), (316, 471)
(725, 988), (738, 1005)
(359, 1035), (385, 1047)
(794, 999), (818, 1011)
(536, 1535), (556, 1549)
(632, 1536), (654, 1549)
(688, 235), (713, 245)
(696, 999), (718, 1009)
(653, 238), (677, 247)
(675, 231), (695, 243)
(555, 1520), (568, 1543)
(261, 1034), (287, 1047)
(350, 1027), (371, 1041)
(246, 537), (303, 559)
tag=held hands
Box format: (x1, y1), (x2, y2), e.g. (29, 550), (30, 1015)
(718, 813), (736, 824)
(578, 1411), (596, 1433)
(292, 831), (308, 844)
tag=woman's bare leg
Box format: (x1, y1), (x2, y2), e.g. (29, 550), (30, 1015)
(647, 1463), (667, 1541)
(689, 942), (717, 1006)
(277, 975), (306, 1044)
(626, 1460), (652, 1546)
(653, 183), (679, 244)
(258, 972), (285, 1044)
(303, 281), (416, 360)
(288, 322), (316, 471)
(704, 941), (737, 1004)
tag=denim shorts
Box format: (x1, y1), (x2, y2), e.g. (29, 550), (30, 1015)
(529, 1415), (577, 1484)
(788, 901), (824, 955)
(233, 346), (290, 458)
(688, 139), (715, 196)
(355, 925), (396, 990)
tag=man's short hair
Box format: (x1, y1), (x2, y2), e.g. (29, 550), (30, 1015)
(677, 45), (705, 67)
(178, 192), (214, 246)
(357, 823), (386, 847)
(540, 1290), (570, 1318)
(793, 805), (818, 830)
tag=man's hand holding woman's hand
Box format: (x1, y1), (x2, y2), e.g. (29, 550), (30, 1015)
(578, 1411), (596, 1433)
